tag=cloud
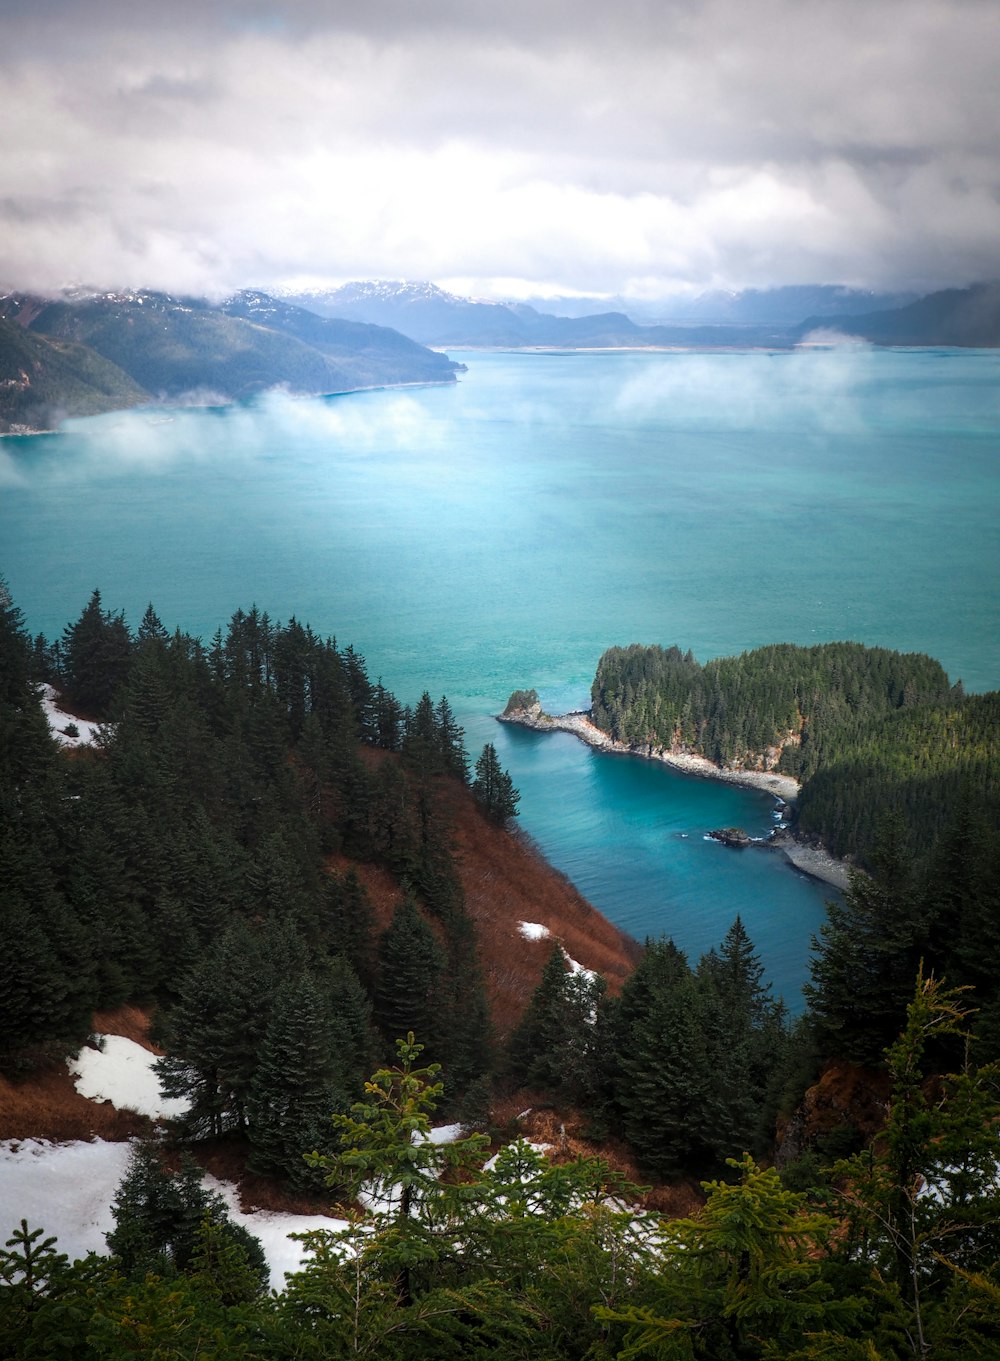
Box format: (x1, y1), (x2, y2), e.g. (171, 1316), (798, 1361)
(3, 0), (1000, 297)
(0, 388), (445, 489)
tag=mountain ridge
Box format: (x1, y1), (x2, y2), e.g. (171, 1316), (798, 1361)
(0, 288), (461, 433)
(283, 278), (1000, 349)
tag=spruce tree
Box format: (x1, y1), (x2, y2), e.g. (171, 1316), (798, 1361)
(806, 818), (929, 1063)
(697, 917), (787, 1163)
(106, 1143), (267, 1292)
(472, 743), (519, 823)
(613, 938), (712, 1178)
(373, 893), (446, 1056)
(246, 972), (348, 1187)
(60, 588), (133, 717)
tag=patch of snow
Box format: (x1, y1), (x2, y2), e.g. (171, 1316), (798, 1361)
(38, 684), (103, 748)
(67, 1035), (189, 1121)
(518, 921), (551, 941)
(200, 1174), (348, 1291)
(0, 1138), (132, 1262)
(420, 1123), (465, 1146)
(0, 1138), (349, 1293)
(561, 949), (597, 982)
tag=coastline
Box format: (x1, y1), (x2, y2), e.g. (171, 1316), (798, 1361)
(497, 704), (852, 891)
(0, 376), (461, 440)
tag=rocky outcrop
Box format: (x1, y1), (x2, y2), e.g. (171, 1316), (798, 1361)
(708, 827), (752, 848)
(774, 1061), (890, 1168)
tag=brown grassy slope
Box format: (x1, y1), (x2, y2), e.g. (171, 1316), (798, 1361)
(331, 765), (641, 1037)
(0, 1007), (159, 1142)
(448, 794), (641, 1033)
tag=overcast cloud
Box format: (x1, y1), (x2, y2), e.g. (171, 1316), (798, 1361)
(3, 0), (999, 299)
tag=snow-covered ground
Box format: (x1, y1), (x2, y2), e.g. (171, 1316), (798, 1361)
(0, 1138), (349, 1292)
(67, 1036), (190, 1121)
(4, 1038), (481, 1291)
(39, 684), (103, 748)
(0, 1139), (132, 1262)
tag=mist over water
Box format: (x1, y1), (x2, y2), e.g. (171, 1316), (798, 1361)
(3, 347), (998, 1003)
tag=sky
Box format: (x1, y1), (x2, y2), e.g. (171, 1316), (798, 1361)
(3, 0), (1000, 301)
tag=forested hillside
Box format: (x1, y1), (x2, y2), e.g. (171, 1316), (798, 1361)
(590, 640), (998, 866)
(4, 581), (1000, 1356)
(0, 289), (460, 431)
(1, 582), (509, 1136)
(0, 317), (146, 433)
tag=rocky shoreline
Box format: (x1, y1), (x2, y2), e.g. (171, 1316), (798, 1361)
(497, 700), (852, 891)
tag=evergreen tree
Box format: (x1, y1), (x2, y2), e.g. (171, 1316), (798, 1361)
(472, 742), (519, 823)
(373, 893), (446, 1056)
(434, 695), (468, 781)
(697, 917), (788, 1162)
(597, 1155), (848, 1360)
(508, 944), (611, 1111)
(60, 587), (133, 716)
(613, 938), (712, 1178)
(324, 867), (376, 984)
(0, 577), (31, 706)
(156, 919), (308, 1136)
(106, 1143), (267, 1293)
(246, 972), (350, 1188)
(306, 1034), (489, 1307)
(135, 601), (169, 646)
(806, 819), (929, 1064)
(817, 974), (1000, 1360)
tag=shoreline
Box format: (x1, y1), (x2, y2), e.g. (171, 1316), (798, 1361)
(497, 704), (852, 891)
(0, 375), (461, 440)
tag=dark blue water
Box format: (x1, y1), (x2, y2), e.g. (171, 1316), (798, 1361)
(3, 347), (998, 1002)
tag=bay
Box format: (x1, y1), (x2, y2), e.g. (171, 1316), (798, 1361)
(2, 345), (998, 1003)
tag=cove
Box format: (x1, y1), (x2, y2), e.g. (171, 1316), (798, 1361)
(2, 346), (998, 1004)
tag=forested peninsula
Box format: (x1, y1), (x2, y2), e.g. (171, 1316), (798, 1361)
(502, 640), (1000, 873)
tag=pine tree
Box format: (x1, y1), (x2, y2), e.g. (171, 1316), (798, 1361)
(372, 893), (446, 1056)
(60, 588), (133, 716)
(472, 742), (519, 823)
(246, 972), (350, 1187)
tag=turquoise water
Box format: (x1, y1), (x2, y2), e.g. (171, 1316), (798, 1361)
(3, 346), (998, 1002)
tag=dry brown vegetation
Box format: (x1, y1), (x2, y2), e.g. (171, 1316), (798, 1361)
(329, 766), (640, 1036)
(0, 1006), (158, 1142)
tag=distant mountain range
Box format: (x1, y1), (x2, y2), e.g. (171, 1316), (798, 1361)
(283, 279), (1000, 349)
(508, 285), (920, 326)
(4, 279), (998, 434)
(798, 283), (1000, 347)
(282, 281), (797, 349)
(0, 289), (461, 434)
